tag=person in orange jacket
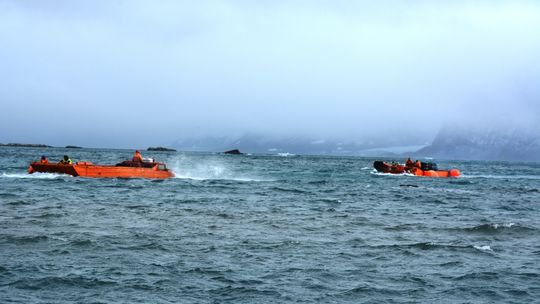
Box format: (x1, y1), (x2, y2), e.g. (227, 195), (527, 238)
(415, 160), (422, 169)
(132, 150), (143, 163)
(40, 155), (49, 164)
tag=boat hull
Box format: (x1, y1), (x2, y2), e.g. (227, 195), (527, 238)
(373, 161), (460, 178)
(28, 162), (174, 179)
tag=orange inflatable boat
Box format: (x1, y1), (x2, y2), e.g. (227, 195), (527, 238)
(28, 160), (175, 179)
(373, 161), (460, 178)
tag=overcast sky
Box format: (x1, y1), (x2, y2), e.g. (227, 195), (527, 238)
(1, 0), (539, 148)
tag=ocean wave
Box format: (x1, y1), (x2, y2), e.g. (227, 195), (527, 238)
(34, 212), (65, 219)
(67, 239), (96, 248)
(5, 200), (32, 206)
(3, 235), (49, 244)
(459, 223), (535, 233)
(307, 180), (329, 185)
(399, 184), (419, 188)
(452, 271), (500, 281)
(371, 242), (495, 253)
(7, 275), (117, 290)
(118, 242), (170, 252)
(316, 198), (342, 204)
(448, 179), (474, 185)
(270, 186), (310, 194)
(340, 284), (404, 296)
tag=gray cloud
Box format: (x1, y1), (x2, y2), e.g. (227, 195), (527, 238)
(1, 0), (539, 148)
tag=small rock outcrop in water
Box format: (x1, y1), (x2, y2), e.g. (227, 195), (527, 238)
(147, 146), (177, 152)
(223, 149), (243, 155)
(65, 145), (82, 149)
(0, 143), (52, 148)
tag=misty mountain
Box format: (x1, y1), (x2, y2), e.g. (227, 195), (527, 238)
(170, 126), (540, 161)
(416, 125), (540, 161)
(171, 133), (426, 156)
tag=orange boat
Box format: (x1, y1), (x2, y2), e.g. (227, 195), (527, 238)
(28, 160), (175, 179)
(373, 161), (460, 178)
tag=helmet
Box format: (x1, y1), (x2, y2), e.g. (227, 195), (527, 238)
(135, 150), (140, 153)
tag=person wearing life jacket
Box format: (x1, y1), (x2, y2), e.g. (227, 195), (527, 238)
(415, 160), (422, 169)
(132, 150), (143, 163)
(40, 155), (49, 164)
(405, 158), (414, 168)
(59, 155), (72, 165)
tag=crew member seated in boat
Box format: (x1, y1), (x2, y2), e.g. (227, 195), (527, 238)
(59, 155), (72, 165)
(132, 150), (144, 163)
(40, 155), (49, 164)
(415, 160), (422, 169)
(405, 158), (413, 168)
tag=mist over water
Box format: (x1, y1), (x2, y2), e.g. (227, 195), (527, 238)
(1, 147), (539, 303)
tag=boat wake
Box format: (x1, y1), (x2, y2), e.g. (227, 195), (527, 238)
(370, 170), (414, 177)
(462, 174), (540, 180)
(0, 172), (69, 179)
(173, 172), (262, 182)
(170, 158), (268, 182)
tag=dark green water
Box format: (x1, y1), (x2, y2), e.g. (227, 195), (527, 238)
(1, 147), (539, 303)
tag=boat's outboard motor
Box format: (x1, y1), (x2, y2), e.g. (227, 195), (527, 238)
(421, 162), (438, 171)
(373, 161), (386, 172)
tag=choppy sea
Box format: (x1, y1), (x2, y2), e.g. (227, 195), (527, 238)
(1, 147), (539, 303)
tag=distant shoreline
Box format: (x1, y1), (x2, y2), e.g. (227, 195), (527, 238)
(1, 142), (538, 162)
(0, 143), (176, 152)
(0, 143), (53, 148)
(147, 146), (177, 152)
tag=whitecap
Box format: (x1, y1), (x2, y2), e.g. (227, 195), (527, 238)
(491, 223), (515, 229)
(482, 223), (515, 230)
(277, 152), (295, 157)
(474, 245), (493, 251)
